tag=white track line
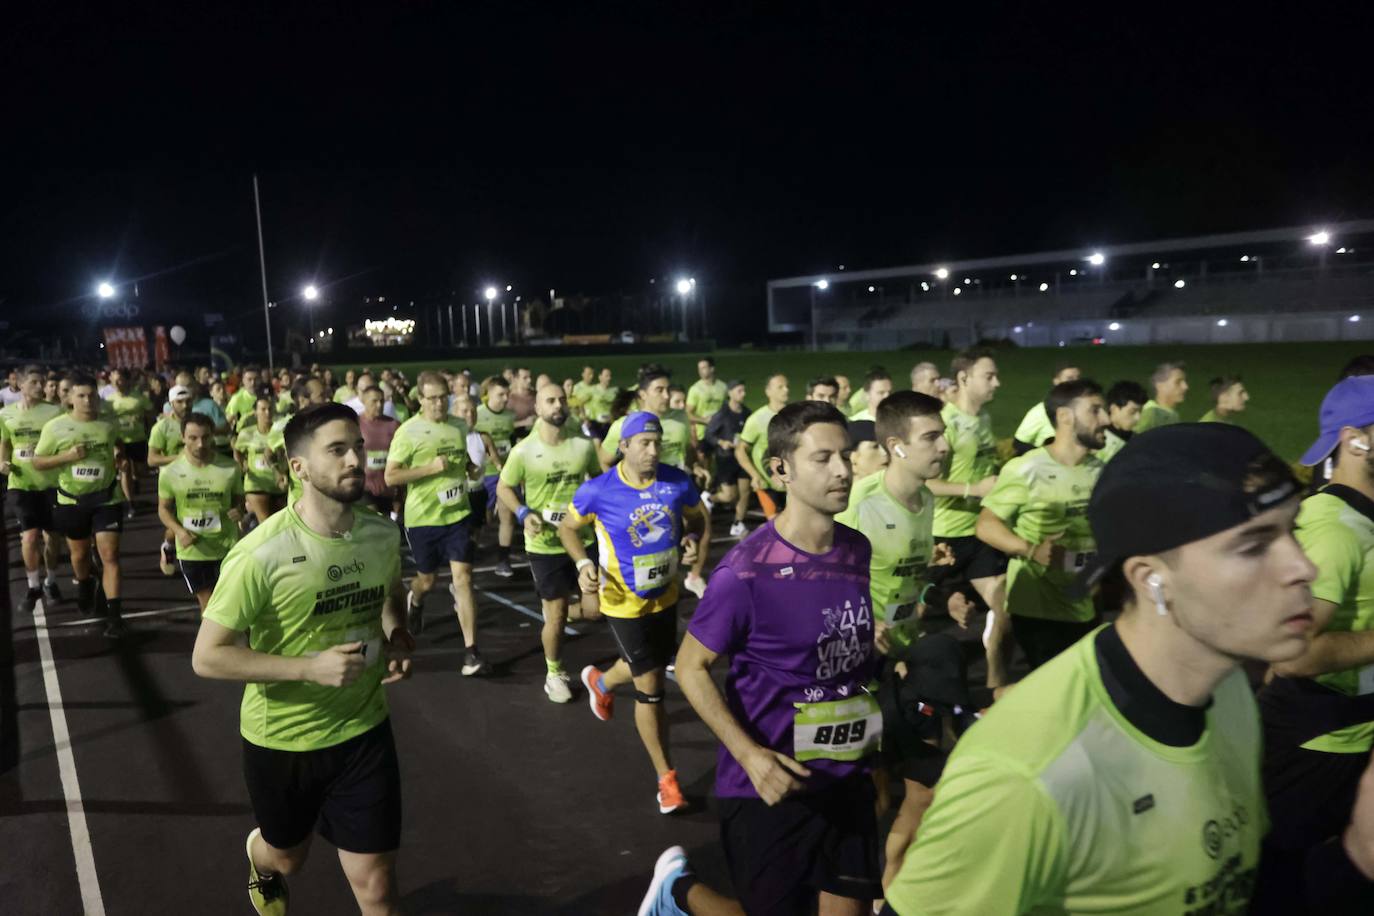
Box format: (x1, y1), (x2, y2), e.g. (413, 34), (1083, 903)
(37, 604), (201, 630)
(31, 598), (107, 915)
(475, 589), (580, 636)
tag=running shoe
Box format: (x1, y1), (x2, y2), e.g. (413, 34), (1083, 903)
(637, 845), (690, 916)
(19, 587), (42, 614)
(544, 670), (573, 703)
(103, 616), (127, 639)
(700, 493), (714, 514)
(728, 520), (747, 539)
(461, 647), (491, 677)
(245, 828), (290, 915)
(159, 541), (177, 576)
(406, 595), (424, 634)
(581, 665), (614, 721)
(493, 559), (514, 578)
(683, 572), (706, 599)
(43, 579), (62, 603)
(656, 769), (688, 814)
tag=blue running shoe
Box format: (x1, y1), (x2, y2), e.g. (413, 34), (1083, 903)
(638, 845), (690, 916)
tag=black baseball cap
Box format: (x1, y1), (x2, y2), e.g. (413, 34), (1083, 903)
(1072, 423), (1300, 596)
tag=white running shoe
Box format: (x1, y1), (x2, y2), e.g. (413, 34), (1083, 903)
(544, 670), (573, 703)
(729, 520), (747, 539)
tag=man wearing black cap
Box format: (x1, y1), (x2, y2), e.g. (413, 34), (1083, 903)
(883, 424), (1374, 914)
(1252, 375), (1374, 912)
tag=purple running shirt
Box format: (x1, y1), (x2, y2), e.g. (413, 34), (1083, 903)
(688, 519), (877, 799)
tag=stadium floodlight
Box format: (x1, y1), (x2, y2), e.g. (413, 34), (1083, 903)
(505, 284), (513, 291)
(867, 285), (875, 293)
(1013, 325), (1024, 333)
(484, 286), (498, 301)
(96, 281), (116, 299)
(676, 278), (692, 295)
(1010, 274), (1018, 281)
(1151, 262), (1161, 269)
(302, 284), (319, 301)
(1069, 269), (1078, 276)
(1337, 247), (1348, 254)
(1240, 255), (1250, 262)
(1087, 252), (1105, 266)
(1308, 230), (1331, 246)
(934, 267), (949, 280)
(920, 281), (929, 291)
(1108, 322), (1121, 331)
(1216, 319), (1228, 327)
(953, 287), (962, 296)
(1174, 279), (1186, 289)
(1038, 282), (1049, 292)
(327, 327), (333, 335)
(814, 279), (830, 290)
(1350, 315), (1362, 323)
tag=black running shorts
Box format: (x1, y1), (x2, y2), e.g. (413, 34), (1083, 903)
(6, 488), (55, 533)
(605, 608), (678, 676)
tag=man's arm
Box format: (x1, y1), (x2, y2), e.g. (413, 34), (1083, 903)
(975, 508), (1033, 559)
(147, 445), (176, 468)
(682, 505), (709, 577)
(735, 439), (765, 488)
(157, 496), (195, 550)
(926, 476), (997, 498)
(384, 455), (443, 488)
(558, 512), (591, 564)
(1271, 599), (1374, 678)
(191, 617), (364, 686)
(31, 444), (83, 472)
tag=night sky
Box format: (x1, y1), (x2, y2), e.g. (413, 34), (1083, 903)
(4, 3), (1373, 336)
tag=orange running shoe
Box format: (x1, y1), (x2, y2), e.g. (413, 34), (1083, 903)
(581, 665), (614, 721)
(657, 769), (688, 814)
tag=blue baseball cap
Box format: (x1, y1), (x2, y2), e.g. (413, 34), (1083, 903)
(1299, 376), (1374, 466)
(620, 411), (663, 443)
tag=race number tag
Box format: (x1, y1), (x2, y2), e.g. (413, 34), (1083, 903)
(437, 483), (464, 506)
(252, 454), (272, 472)
(632, 549), (677, 592)
(72, 463), (107, 482)
(118, 414), (139, 432)
(344, 626), (383, 669)
(182, 511), (222, 534)
(1060, 549), (1095, 574)
(792, 693), (883, 762)
(496, 441), (512, 457)
(366, 450), (388, 470)
(14, 445), (34, 461)
(541, 507), (568, 525)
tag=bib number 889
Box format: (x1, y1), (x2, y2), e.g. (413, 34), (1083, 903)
(814, 720), (866, 747)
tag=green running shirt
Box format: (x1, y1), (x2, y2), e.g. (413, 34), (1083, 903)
(1294, 487), (1374, 753)
(476, 404), (515, 476)
(885, 633), (1264, 916)
(157, 454), (244, 561)
(739, 405), (780, 491)
(1097, 428), (1129, 463)
(933, 401), (999, 538)
(602, 413), (691, 470)
(981, 447), (1102, 623)
(686, 378), (727, 438)
(204, 505), (401, 751)
(0, 401), (62, 491)
(34, 414), (123, 506)
(836, 470), (934, 626)
(498, 423), (600, 554)
(105, 390), (154, 443)
(235, 424), (284, 495)
(149, 414), (185, 459)
(388, 415), (473, 528)
(1135, 400), (1179, 434)
(1014, 402), (1055, 448)
(583, 384), (618, 423)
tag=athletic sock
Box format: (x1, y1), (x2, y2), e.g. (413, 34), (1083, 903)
(670, 874), (698, 912)
(497, 544), (511, 562)
(106, 597), (123, 620)
(546, 658), (564, 675)
(26, 571), (40, 588)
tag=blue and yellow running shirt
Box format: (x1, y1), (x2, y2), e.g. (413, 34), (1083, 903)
(568, 462), (702, 619)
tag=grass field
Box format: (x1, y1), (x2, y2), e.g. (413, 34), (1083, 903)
(333, 341), (1371, 461)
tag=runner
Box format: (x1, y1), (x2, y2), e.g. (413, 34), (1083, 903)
(32, 373), (127, 636)
(685, 357), (727, 441)
(495, 382), (602, 702)
(194, 378), (233, 456)
(975, 379), (1108, 670)
(104, 367), (155, 512)
(234, 391), (288, 525)
(225, 364), (263, 431)
(882, 424), (1374, 916)
(599, 365), (692, 472)
(1098, 379), (1147, 463)
(736, 371), (789, 518)
(157, 411), (245, 614)
(1011, 361), (1081, 455)
(563, 412), (708, 814)
(848, 368), (894, 482)
(805, 376), (840, 405)
(476, 375), (518, 577)
(333, 368), (358, 404)
(1199, 374), (1249, 423)
(650, 401), (882, 916)
(358, 386), (400, 518)
(191, 402), (413, 916)
(508, 366), (536, 432)
(584, 367), (619, 440)
(42, 373), (61, 406)
(925, 348), (1009, 686)
(909, 361), (940, 397)
(834, 375), (853, 416)
(385, 372), (488, 674)
(703, 379), (750, 539)
(0, 365), (64, 612)
(1134, 359), (1188, 432)
(1254, 375), (1374, 911)
(150, 384), (194, 575)
(571, 365), (597, 423)
(0, 368), (23, 406)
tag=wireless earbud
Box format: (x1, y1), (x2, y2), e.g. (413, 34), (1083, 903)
(893, 445), (908, 459)
(1146, 573), (1168, 617)
(1353, 440), (1372, 453)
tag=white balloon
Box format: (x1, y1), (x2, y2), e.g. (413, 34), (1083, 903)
(169, 325), (187, 345)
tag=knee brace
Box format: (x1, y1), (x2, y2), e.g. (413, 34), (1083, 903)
(633, 689), (665, 705)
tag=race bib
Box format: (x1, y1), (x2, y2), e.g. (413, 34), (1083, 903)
(496, 440), (511, 457)
(72, 463), (107, 482)
(437, 483), (464, 506)
(1060, 549), (1095, 574)
(252, 454), (272, 472)
(344, 626), (384, 670)
(541, 507), (568, 525)
(182, 510), (222, 534)
(366, 450), (388, 470)
(792, 692), (883, 762)
(632, 549), (677, 592)
(118, 414), (139, 432)
(14, 445), (34, 461)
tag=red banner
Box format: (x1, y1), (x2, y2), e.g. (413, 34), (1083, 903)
(103, 326), (149, 369)
(154, 326), (170, 371)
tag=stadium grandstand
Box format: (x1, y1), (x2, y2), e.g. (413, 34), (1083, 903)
(767, 219), (1374, 349)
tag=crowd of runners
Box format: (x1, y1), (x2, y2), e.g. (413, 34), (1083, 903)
(5, 349), (1374, 915)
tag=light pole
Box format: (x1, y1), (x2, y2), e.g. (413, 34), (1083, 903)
(675, 277), (694, 339)
(484, 286), (498, 345)
(303, 284), (320, 347)
(810, 278), (829, 351)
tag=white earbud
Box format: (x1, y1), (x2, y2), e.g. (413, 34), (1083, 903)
(1353, 440), (1372, 453)
(893, 445), (908, 459)
(1146, 573), (1168, 616)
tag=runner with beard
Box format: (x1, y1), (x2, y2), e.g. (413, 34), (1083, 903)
(1011, 362), (1081, 456)
(158, 412), (244, 613)
(975, 379), (1108, 670)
